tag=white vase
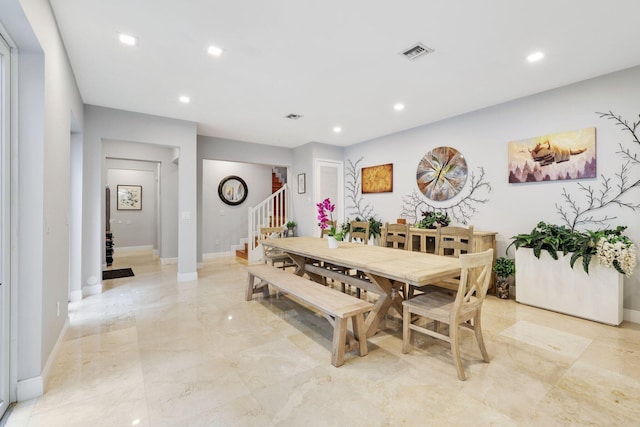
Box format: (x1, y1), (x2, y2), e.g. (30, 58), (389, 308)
(327, 236), (339, 249)
(515, 248), (623, 325)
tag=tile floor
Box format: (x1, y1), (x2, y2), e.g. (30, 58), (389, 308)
(5, 250), (640, 426)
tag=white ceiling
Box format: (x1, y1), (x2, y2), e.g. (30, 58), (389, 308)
(50, 0), (640, 148)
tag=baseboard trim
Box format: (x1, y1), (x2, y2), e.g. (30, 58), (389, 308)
(17, 317), (69, 401)
(83, 282), (103, 297)
(69, 290), (83, 302)
(177, 271), (198, 282)
(16, 376), (42, 402)
(203, 251), (234, 259)
(160, 257), (178, 265)
(623, 308), (640, 324)
(115, 245), (154, 252)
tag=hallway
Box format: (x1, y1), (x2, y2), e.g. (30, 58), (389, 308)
(5, 251), (640, 426)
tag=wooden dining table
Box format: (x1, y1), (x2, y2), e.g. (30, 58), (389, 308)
(261, 236), (462, 338)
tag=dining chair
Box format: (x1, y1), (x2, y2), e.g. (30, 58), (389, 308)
(402, 248), (494, 380)
(346, 220), (370, 298)
(382, 222), (409, 250)
(259, 227), (293, 269)
(349, 220), (370, 244)
(408, 224), (474, 297)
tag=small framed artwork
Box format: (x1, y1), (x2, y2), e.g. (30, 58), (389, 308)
(117, 185), (142, 210)
(362, 163), (393, 193)
(218, 175), (248, 206)
(297, 173), (306, 194)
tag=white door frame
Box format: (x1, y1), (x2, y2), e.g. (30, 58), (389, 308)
(0, 30), (12, 417)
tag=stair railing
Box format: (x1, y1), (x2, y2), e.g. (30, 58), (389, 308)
(247, 183), (289, 262)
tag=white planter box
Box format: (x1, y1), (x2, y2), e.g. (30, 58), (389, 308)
(515, 248), (623, 325)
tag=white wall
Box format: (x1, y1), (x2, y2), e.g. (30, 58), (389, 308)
(202, 160), (272, 254)
(345, 66), (640, 311)
(106, 162), (157, 250)
(1, 0), (84, 400)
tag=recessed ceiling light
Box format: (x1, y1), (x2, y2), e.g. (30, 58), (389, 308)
(394, 103), (405, 111)
(118, 33), (137, 46)
(179, 95), (190, 104)
(207, 45), (223, 57)
(333, 126), (342, 133)
(527, 51), (544, 63)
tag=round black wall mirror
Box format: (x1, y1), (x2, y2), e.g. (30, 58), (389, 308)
(218, 175), (248, 206)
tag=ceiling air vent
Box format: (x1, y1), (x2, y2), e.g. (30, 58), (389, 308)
(285, 113), (303, 120)
(401, 43), (434, 60)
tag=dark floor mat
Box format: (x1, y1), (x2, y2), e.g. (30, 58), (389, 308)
(102, 268), (134, 280)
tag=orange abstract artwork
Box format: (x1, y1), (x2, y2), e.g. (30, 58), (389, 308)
(362, 163), (393, 193)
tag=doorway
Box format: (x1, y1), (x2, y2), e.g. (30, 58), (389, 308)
(0, 33), (12, 419)
(314, 159), (344, 224)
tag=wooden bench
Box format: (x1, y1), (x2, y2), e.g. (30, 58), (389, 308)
(245, 264), (374, 367)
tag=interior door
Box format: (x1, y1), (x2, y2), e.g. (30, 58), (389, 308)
(314, 159), (344, 227)
(0, 34), (11, 419)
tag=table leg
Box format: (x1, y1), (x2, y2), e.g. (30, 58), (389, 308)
(362, 273), (404, 337)
(287, 253), (307, 276)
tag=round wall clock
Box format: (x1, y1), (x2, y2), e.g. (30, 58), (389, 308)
(218, 175), (248, 206)
(416, 146), (468, 201)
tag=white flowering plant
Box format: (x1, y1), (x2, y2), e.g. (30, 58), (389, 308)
(595, 232), (637, 277)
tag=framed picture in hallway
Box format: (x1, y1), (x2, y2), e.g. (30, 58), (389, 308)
(298, 173), (306, 194)
(117, 185), (142, 210)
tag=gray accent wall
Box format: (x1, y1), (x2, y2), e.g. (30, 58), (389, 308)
(84, 106), (197, 284)
(201, 160), (272, 255)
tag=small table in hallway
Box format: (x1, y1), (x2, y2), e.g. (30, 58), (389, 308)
(261, 237), (462, 337)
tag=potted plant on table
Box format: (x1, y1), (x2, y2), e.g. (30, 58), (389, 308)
(317, 198), (343, 247)
(492, 257), (515, 299)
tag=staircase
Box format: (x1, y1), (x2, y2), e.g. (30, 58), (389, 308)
(235, 242), (249, 260)
(237, 170), (289, 261)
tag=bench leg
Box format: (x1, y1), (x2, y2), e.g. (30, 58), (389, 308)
(331, 317), (348, 367)
(352, 313), (368, 357)
(245, 273), (270, 301)
(245, 273), (256, 301)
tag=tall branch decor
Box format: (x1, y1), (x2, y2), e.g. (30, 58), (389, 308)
(400, 167), (492, 224)
(556, 111), (640, 231)
(345, 157), (374, 219)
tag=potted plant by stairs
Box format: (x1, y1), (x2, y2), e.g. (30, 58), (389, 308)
(285, 220), (297, 237)
(493, 257), (515, 299)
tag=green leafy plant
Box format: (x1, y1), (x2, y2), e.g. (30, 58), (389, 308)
(286, 220), (297, 229)
(507, 221), (635, 275)
(416, 210), (451, 229)
(367, 217), (383, 239)
(493, 257), (515, 278)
